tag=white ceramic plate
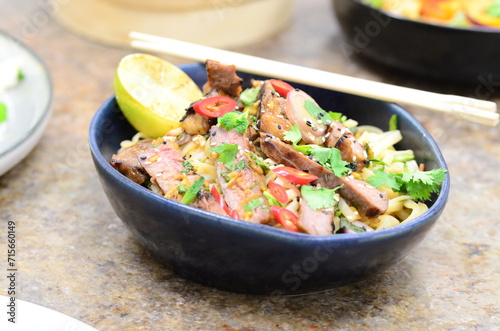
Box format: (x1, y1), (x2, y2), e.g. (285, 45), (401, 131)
(0, 295), (98, 330)
(0, 30), (52, 176)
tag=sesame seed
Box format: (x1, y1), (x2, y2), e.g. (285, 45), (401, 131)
(140, 156), (147, 160)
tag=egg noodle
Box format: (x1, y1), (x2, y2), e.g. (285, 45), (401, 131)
(119, 100), (433, 233)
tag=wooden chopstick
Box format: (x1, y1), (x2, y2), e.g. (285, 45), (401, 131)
(129, 31), (499, 127)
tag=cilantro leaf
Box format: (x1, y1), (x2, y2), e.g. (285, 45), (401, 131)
(239, 86), (261, 107)
(402, 169), (447, 200)
(304, 100), (326, 120)
(368, 168), (447, 201)
(309, 147), (350, 177)
(309, 146), (332, 165)
(367, 169), (401, 192)
(244, 198), (264, 211)
(301, 185), (340, 210)
(209, 143), (238, 169)
(294, 144), (316, 154)
(283, 124), (302, 145)
(218, 111), (249, 134)
(328, 149), (351, 177)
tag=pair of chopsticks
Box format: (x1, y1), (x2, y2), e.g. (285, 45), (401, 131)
(130, 31), (498, 127)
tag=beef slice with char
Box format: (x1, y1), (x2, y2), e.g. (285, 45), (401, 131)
(210, 126), (273, 224)
(138, 140), (226, 216)
(325, 121), (368, 171)
(203, 59), (242, 98)
(297, 198), (334, 236)
(110, 140), (153, 185)
(258, 80), (292, 140)
(260, 133), (388, 217)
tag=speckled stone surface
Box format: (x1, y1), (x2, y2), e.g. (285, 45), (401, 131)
(0, 0), (499, 330)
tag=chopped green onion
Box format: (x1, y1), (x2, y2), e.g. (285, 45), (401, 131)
(180, 177), (205, 205)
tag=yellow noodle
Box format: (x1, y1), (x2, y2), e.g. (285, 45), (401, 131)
(377, 215), (400, 230)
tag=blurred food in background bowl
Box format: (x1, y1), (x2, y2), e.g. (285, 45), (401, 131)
(332, 0), (500, 84)
(55, 0), (294, 48)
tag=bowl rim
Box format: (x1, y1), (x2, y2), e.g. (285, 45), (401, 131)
(0, 29), (53, 159)
(89, 64), (450, 243)
(349, 0), (500, 35)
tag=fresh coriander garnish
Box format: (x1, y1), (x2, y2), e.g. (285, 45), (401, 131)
(209, 143), (238, 169)
(304, 100), (342, 123)
(218, 111), (249, 134)
(283, 124), (302, 145)
(301, 185), (341, 210)
(308, 147), (351, 177)
(239, 86), (261, 107)
(368, 168), (447, 200)
(244, 198), (264, 211)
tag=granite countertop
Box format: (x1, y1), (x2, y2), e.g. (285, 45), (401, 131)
(0, 0), (499, 330)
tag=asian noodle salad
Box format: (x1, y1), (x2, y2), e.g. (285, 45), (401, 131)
(362, 0), (500, 28)
(111, 60), (447, 235)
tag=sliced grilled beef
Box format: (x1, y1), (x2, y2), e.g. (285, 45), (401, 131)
(297, 198), (334, 235)
(138, 140), (196, 200)
(325, 121), (368, 171)
(110, 140), (152, 185)
(258, 80), (292, 140)
(260, 133), (388, 217)
(137, 140), (226, 216)
(210, 126), (273, 224)
(196, 191), (228, 216)
(203, 59), (242, 98)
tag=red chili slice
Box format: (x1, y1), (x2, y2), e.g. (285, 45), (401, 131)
(268, 181), (288, 204)
(272, 166), (318, 185)
(271, 206), (299, 232)
(270, 79), (294, 97)
(230, 210), (240, 220)
(210, 184), (230, 215)
(193, 96), (237, 118)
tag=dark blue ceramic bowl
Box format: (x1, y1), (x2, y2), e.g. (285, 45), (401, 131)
(89, 63), (450, 295)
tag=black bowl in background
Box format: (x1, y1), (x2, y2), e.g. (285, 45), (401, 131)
(89, 63), (450, 295)
(332, 0), (500, 85)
